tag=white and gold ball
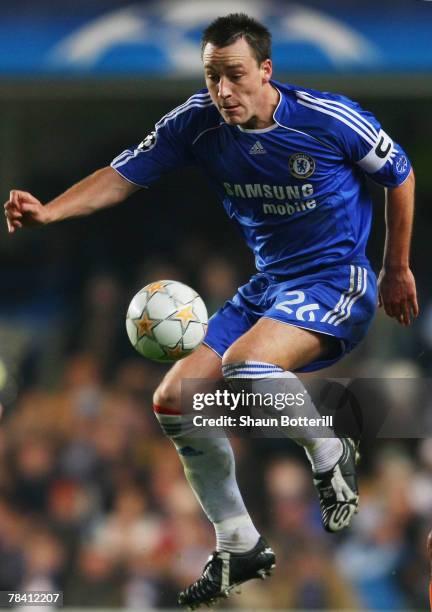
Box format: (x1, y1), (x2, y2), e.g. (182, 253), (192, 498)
(126, 280), (208, 362)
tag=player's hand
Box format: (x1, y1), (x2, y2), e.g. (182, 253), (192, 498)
(378, 266), (419, 326)
(4, 190), (49, 234)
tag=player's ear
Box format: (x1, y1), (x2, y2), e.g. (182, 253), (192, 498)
(261, 59), (272, 83)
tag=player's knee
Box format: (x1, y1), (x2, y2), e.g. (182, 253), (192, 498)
(222, 345), (250, 369)
(153, 379), (181, 412)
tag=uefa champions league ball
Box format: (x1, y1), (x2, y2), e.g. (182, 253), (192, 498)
(126, 280), (208, 362)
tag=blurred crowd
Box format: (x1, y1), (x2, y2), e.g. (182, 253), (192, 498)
(0, 247), (431, 611)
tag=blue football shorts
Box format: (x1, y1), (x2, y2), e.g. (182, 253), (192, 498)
(203, 263), (378, 372)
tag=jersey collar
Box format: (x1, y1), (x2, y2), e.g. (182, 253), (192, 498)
(271, 79), (292, 127)
(235, 81), (283, 134)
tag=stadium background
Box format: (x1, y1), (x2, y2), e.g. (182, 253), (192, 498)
(0, 0), (431, 609)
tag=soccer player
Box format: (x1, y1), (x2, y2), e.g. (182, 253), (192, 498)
(5, 13), (418, 609)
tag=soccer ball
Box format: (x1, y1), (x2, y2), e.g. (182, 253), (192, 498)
(126, 280), (208, 362)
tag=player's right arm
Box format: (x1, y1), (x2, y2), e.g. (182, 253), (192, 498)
(5, 90), (212, 234)
(4, 166), (138, 234)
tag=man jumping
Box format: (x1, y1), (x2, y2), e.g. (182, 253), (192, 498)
(5, 13), (418, 609)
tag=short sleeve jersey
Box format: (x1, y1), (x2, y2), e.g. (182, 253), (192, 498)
(111, 81), (411, 277)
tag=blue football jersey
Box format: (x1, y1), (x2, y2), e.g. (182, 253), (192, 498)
(111, 81), (411, 277)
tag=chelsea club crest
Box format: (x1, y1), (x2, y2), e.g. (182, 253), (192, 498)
(289, 153), (316, 179)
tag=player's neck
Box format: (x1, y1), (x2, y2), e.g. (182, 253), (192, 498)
(240, 84), (280, 130)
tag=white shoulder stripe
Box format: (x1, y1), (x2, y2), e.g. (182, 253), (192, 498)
(297, 100), (376, 148)
(296, 91), (378, 139)
(158, 92), (211, 121)
(296, 92), (378, 142)
(111, 100), (215, 169)
(156, 93), (212, 129)
(156, 101), (214, 131)
(112, 94), (213, 169)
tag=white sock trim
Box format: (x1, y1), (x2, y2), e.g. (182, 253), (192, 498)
(222, 360), (283, 379)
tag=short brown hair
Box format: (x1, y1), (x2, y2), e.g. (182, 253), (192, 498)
(201, 13), (272, 65)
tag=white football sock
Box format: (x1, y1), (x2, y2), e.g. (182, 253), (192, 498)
(154, 407), (260, 553)
(223, 361), (343, 474)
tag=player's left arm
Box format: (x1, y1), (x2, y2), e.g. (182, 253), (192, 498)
(319, 93), (419, 326)
(378, 169), (419, 326)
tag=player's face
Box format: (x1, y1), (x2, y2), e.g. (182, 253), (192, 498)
(203, 38), (275, 129)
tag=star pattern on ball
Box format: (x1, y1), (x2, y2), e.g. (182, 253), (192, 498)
(164, 343), (187, 360)
(146, 281), (168, 296)
(133, 311), (158, 339)
(168, 304), (197, 333)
